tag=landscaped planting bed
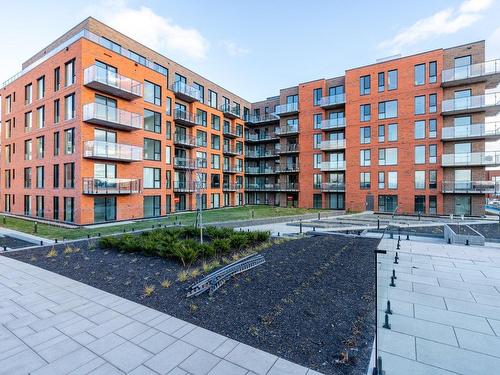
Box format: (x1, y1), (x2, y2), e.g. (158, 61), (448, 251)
(469, 223), (500, 240)
(4, 232), (377, 374)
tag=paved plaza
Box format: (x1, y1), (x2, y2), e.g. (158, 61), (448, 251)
(375, 236), (500, 375)
(0, 255), (322, 375)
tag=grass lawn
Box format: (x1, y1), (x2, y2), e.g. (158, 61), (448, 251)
(0, 206), (323, 240)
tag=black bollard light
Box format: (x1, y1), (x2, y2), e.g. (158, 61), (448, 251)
(396, 240), (400, 250)
(55, 239), (58, 243)
(465, 239), (470, 246)
(40, 241), (43, 246)
(377, 218), (380, 230)
(98, 233), (101, 237)
(299, 220), (302, 234)
(385, 300), (393, 314)
(392, 269), (397, 280)
(448, 237), (451, 244)
(390, 275), (396, 287)
(406, 233), (410, 240)
(313, 226), (316, 232)
(383, 313), (391, 329)
(3, 245), (6, 251)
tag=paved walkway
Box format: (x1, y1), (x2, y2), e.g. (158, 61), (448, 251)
(374, 237), (500, 375)
(0, 255), (322, 375)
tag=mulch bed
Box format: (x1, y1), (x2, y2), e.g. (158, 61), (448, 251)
(3, 235), (378, 375)
(469, 223), (500, 240)
(0, 235), (36, 249)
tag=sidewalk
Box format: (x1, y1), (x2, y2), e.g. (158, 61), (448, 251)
(0, 255), (322, 375)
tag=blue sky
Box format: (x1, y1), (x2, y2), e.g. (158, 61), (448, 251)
(1, 0), (500, 102)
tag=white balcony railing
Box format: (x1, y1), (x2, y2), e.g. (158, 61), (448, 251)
(442, 93), (500, 113)
(320, 160), (346, 171)
(441, 151), (500, 166)
(83, 141), (142, 161)
(84, 65), (143, 99)
(321, 139), (346, 150)
(442, 59), (500, 83)
(83, 103), (143, 130)
(441, 122), (500, 139)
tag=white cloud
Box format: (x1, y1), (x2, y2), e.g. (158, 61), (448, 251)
(379, 0), (493, 53)
(85, 1), (209, 60)
(220, 40), (250, 56)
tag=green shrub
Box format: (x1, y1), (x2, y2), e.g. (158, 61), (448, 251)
(229, 233), (249, 250)
(179, 226), (199, 238)
(99, 236), (120, 249)
(169, 241), (197, 266)
(212, 238), (231, 254)
(254, 230), (271, 242)
(205, 226), (234, 239)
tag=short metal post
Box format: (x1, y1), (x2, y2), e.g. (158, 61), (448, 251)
(87, 234), (90, 239)
(313, 226), (316, 232)
(406, 233), (410, 240)
(34, 222), (38, 234)
(318, 212), (320, 220)
(55, 239), (58, 243)
(448, 237), (451, 244)
(396, 240), (400, 250)
(390, 232), (393, 239)
(299, 220), (302, 234)
(392, 269), (397, 279)
(40, 241), (43, 246)
(98, 233), (101, 237)
(390, 275), (396, 287)
(385, 300), (393, 314)
(465, 239), (469, 246)
(383, 313), (391, 329)
(377, 218), (380, 230)
(3, 245), (6, 251)
(394, 253), (399, 264)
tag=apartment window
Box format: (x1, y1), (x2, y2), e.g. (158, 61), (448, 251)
(53, 197), (59, 220)
(5, 95), (12, 114)
(429, 119), (437, 138)
(53, 164), (59, 188)
(379, 148), (398, 166)
(144, 81), (161, 105)
(378, 125), (385, 142)
(360, 126), (371, 144)
(360, 104), (371, 121)
(64, 163), (75, 188)
(415, 171), (425, 189)
(197, 130), (207, 147)
(415, 120), (425, 139)
(360, 149), (371, 166)
(24, 168), (32, 188)
(388, 70), (398, 90)
(144, 196), (161, 217)
(24, 195), (31, 216)
(360, 172), (371, 189)
(211, 114), (220, 130)
(64, 128), (75, 154)
(378, 172), (385, 189)
(4, 170), (11, 188)
(144, 109), (161, 133)
(5, 120), (11, 139)
(5, 145), (11, 164)
(388, 123), (398, 141)
(37, 106), (45, 128)
(429, 61), (437, 84)
(360, 75), (370, 95)
(429, 170), (437, 189)
(414, 63), (425, 85)
(165, 146), (171, 164)
(378, 100), (397, 119)
(388, 171), (398, 189)
(414, 95), (425, 115)
(211, 193), (220, 209)
(65, 59), (75, 86)
(415, 145), (425, 164)
(313, 88), (322, 105)
(24, 139), (32, 160)
(313, 134), (322, 149)
(64, 197), (74, 222)
(211, 154), (220, 169)
(197, 109), (207, 126)
(429, 144), (437, 163)
(64, 93), (75, 120)
(25, 83), (32, 105)
(429, 93), (437, 113)
(54, 99), (60, 123)
(144, 138), (161, 161)
(144, 167), (161, 188)
(37, 76), (45, 99)
(415, 196), (426, 214)
(211, 134), (220, 150)
(25, 111), (32, 132)
(378, 72), (385, 92)
(313, 114), (322, 129)
(429, 195), (437, 214)
(53, 132), (60, 156)
(193, 82), (204, 103)
(313, 174), (322, 189)
(36, 136), (45, 159)
(54, 67), (61, 91)
(211, 174), (220, 188)
(313, 154), (322, 169)
(209, 90), (217, 108)
(36, 167), (44, 188)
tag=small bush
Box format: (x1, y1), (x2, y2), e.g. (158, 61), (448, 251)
(143, 285), (155, 297)
(205, 226), (234, 240)
(229, 233), (249, 250)
(161, 279), (171, 288)
(46, 248), (57, 258)
(212, 238), (231, 254)
(177, 270), (189, 282)
(170, 242), (197, 266)
(99, 236), (120, 249)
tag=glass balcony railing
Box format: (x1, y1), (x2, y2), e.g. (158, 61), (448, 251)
(244, 183), (281, 191)
(320, 94), (346, 108)
(442, 59), (500, 84)
(223, 145), (242, 155)
(279, 125), (299, 135)
(442, 180), (500, 194)
(279, 144), (299, 153)
(280, 163), (299, 172)
(173, 181), (196, 192)
(222, 164), (243, 173)
(223, 124), (242, 137)
(441, 122), (500, 140)
(274, 102), (299, 115)
(173, 134), (197, 147)
(246, 133), (279, 142)
(220, 104), (241, 119)
(83, 103), (142, 130)
(173, 109), (202, 126)
(442, 93), (500, 114)
(83, 65), (142, 99)
(245, 166), (279, 174)
(321, 182), (346, 192)
(223, 183), (243, 191)
(321, 118), (346, 130)
(245, 113), (280, 124)
(82, 178), (141, 194)
(171, 81), (202, 102)
(441, 151), (500, 166)
(173, 157), (197, 169)
(83, 141), (142, 161)
(320, 139), (346, 150)
(280, 182), (300, 191)
(320, 161), (346, 171)
(245, 150), (279, 158)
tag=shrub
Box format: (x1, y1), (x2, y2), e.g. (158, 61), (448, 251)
(229, 233), (249, 250)
(206, 226), (235, 240)
(46, 248), (57, 258)
(99, 236), (120, 249)
(180, 226), (199, 238)
(212, 238), (231, 254)
(161, 279), (171, 288)
(143, 285), (155, 297)
(170, 242), (197, 266)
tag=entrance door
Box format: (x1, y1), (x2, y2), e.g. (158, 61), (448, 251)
(455, 196), (471, 216)
(365, 195), (374, 211)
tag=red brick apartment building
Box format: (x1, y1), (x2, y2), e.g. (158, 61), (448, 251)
(1, 17), (499, 224)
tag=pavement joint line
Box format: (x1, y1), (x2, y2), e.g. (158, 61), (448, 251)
(380, 349), (463, 375)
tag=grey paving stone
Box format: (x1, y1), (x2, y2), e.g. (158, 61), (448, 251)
(88, 309), (122, 324)
(11, 325), (36, 338)
(267, 358), (308, 375)
(128, 365), (159, 375)
(102, 341), (152, 373)
(0, 343), (26, 362)
(225, 343), (278, 374)
(29, 310), (78, 332)
(139, 331), (177, 354)
(0, 348), (46, 375)
(68, 357), (106, 375)
(472, 292), (500, 307)
(134, 308), (166, 324)
(182, 327), (227, 352)
(380, 350), (455, 375)
(155, 316), (188, 335)
(437, 279), (500, 296)
(87, 333), (126, 355)
(31, 347), (97, 375)
(145, 340), (197, 375)
(377, 329), (416, 360)
(130, 328), (159, 345)
(413, 283), (475, 301)
(179, 349), (220, 374)
(38, 337), (82, 362)
(386, 288), (446, 309)
(72, 302), (108, 319)
(88, 362), (124, 375)
(212, 338), (239, 357)
(167, 368), (188, 375)
(489, 318), (500, 336)
(86, 315), (133, 338)
(445, 297), (500, 320)
(115, 321), (150, 340)
(73, 332), (96, 346)
(24, 327), (62, 347)
(58, 317), (97, 336)
(206, 360), (247, 375)
(455, 328), (500, 358)
(171, 322), (197, 338)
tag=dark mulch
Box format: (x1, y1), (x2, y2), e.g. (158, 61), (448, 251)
(447, 224), (481, 236)
(370, 225), (444, 238)
(3, 235), (377, 375)
(0, 235), (36, 249)
(469, 223), (500, 240)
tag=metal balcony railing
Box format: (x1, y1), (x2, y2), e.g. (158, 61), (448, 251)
(220, 104), (241, 119)
(245, 149), (279, 158)
(82, 178), (141, 194)
(442, 59), (500, 84)
(223, 124), (242, 138)
(274, 102), (299, 115)
(223, 183), (243, 191)
(280, 182), (300, 191)
(83, 141), (142, 161)
(441, 151), (500, 166)
(320, 161), (346, 171)
(441, 122), (500, 140)
(279, 125), (299, 135)
(320, 94), (346, 108)
(83, 103), (142, 130)
(280, 163), (299, 172)
(223, 164), (243, 173)
(321, 182), (346, 192)
(174, 134), (197, 147)
(321, 139), (346, 150)
(246, 133), (279, 142)
(173, 109), (202, 126)
(442, 181), (500, 194)
(322, 118), (346, 130)
(244, 183), (281, 191)
(279, 144), (299, 153)
(245, 113), (280, 124)
(245, 166), (279, 174)
(173, 157), (197, 169)
(171, 81), (202, 102)
(442, 93), (500, 114)
(83, 65), (142, 100)
(223, 145), (242, 155)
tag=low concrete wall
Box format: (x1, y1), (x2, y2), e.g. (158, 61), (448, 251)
(444, 224), (485, 246)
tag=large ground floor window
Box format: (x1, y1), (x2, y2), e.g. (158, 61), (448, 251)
(414, 195), (426, 214)
(378, 195), (397, 213)
(94, 197), (116, 223)
(144, 196), (161, 217)
(327, 193), (344, 209)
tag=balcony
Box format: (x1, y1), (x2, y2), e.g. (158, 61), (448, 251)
(223, 145), (241, 156)
(245, 166), (280, 174)
(441, 122), (500, 141)
(442, 180), (500, 194)
(83, 103), (142, 131)
(280, 183), (299, 191)
(320, 94), (346, 109)
(82, 178), (141, 195)
(274, 102), (299, 116)
(171, 81), (202, 102)
(173, 109), (202, 127)
(83, 65), (142, 100)
(245, 113), (279, 124)
(280, 163), (299, 173)
(278, 144), (299, 154)
(173, 157), (197, 169)
(321, 139), (346, 151)
(223, 183), (242, 191)
(83, 141), (142, 162)
(223, 124), (241, 138)
(321, 161), (346, 171)
(441, 59), (500, 88)
(322, 118), (346, 130)
(222, 165), (243, 174)
(173, 181), (196, 193)
(321, 182), (346, 192)
(220, 104), (241, 119)
(246, 133), (279, 142)
(278, 125), (299, 136)
(441, 93), (500, 115)
(245, 183), (281, 191)
(441, 151), (500, 167)
(173, 134), (197, 148)
(245, 150), (279, 158)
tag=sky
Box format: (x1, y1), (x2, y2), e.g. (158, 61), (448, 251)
(1, 0), (500, 102)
